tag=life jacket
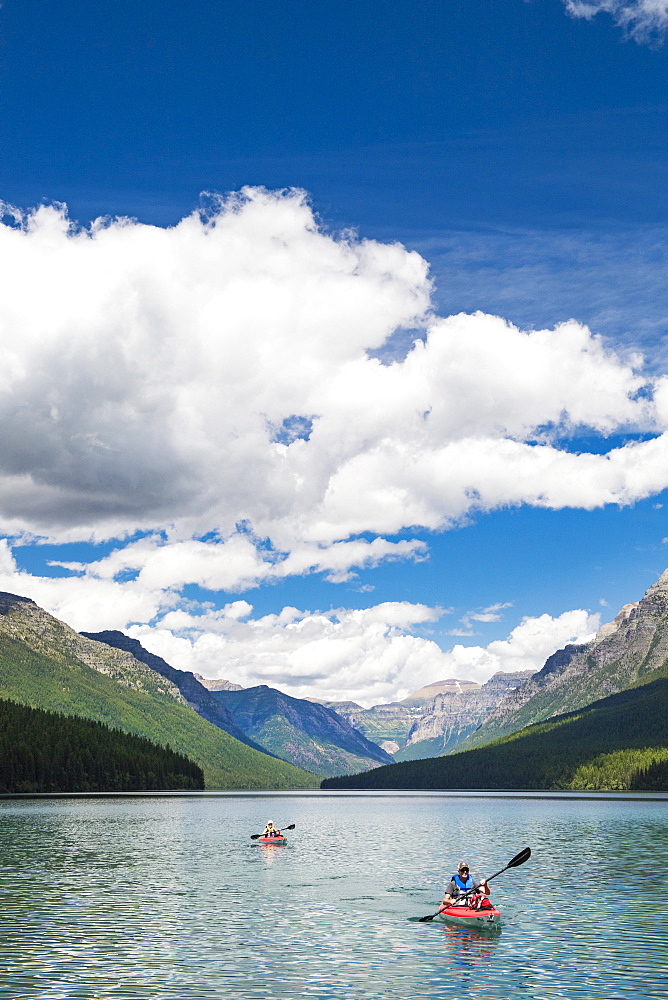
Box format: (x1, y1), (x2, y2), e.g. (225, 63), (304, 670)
(453, 873), (474, 893)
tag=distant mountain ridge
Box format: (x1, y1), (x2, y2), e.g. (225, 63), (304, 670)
(210, 684), (394, 776)
(400, 678), (481, 706)
(323, 569), (668, 790)
(394, 670), (534, 761)
(196, 674), (243, 692)
(314, 674), (533, 758)
(314, 699), (423, 749)
(322, 677), (668, 791)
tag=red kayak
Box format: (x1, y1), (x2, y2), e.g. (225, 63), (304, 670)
(256, 835), (287, 844)
(437, 895), (502, 927)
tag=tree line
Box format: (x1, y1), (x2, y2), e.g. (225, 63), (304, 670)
(0, 698), (204, 792)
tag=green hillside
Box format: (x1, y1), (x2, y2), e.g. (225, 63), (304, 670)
(0, 629), (318, 789)
(211, 684), (393, 775)
(249, 713), (389, 777)
(0, 697), (204, 792)
(322, 678), (668, 791)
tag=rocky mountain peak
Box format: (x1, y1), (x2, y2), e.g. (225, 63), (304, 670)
(393, 668), (535, 761)
(594, 602), (638, 643)
(195, 673), (243, 692)
(400, 677), (481, 705)
(644, 568), (668, 600)
(0, 592), (37, 614)
(458, 567), (668, 751)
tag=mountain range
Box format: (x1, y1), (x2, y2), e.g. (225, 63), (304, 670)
(322, 677), (668, 790)
(393, 670), (534, 761)
(84, 632), (394, 776)
(6, 566), (668, 791)
(312, 679), (487, 755)
(323, 570), (668, 790)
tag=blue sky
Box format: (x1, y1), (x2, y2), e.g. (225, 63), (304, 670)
(1, 0), (668, 704)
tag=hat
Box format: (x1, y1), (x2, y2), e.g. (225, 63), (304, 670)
(457, 860), (470, 871)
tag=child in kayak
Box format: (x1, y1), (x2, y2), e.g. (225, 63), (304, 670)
(442, 860), (491, 907)
(263, 821), (282, 838)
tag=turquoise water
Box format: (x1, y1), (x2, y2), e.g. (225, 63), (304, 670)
(0, 792), (666, 999)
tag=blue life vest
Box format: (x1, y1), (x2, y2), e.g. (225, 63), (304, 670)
(453, 873), (474, 892)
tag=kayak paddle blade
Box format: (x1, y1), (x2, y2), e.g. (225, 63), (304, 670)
(507, 847), (531, 868)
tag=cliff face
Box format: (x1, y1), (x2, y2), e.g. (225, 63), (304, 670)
(322, 701), (423, 746)
(393, 670), (534, 761)
(458, 571), (668, 751)
(319, 680), (482, 748)
(400, 678), (481, 706)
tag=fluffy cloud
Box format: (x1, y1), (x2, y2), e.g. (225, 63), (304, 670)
(0, 187), (667, 595)
(0, 539), (169, 630)
(563, 1), (668, 42)
(0, 535), (601, 703)
(124, 602), (600, 706)
(60, 533), (427, 591)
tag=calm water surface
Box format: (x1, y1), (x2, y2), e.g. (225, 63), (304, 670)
(0, 792), (666, 999)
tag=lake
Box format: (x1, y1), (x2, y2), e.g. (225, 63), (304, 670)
(0, 791), (666, 999)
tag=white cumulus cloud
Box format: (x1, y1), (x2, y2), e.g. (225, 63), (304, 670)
(124, 602), (600, 706)
(563, 1), (668, 42)
(0, 187), (667, 599)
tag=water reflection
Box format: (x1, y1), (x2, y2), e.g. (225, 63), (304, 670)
(254, 840), (290, 866)
(440, 922), (502, 968)
(0, 794), (667, 1000)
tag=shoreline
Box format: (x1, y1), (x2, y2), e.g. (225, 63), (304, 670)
(2, 788), (667, 801)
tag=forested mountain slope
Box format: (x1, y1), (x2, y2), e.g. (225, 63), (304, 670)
(211, 684), (394, 776)
(322, 677), (668, 791)
(0, 697), (204, 792)
(0, 592), (318, 789)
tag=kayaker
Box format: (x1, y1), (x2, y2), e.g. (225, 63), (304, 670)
(263, 821), (281, 837)
(442, 860), (491, 907)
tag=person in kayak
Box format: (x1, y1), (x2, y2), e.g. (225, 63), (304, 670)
(442, 860), (491, 907)
(263, 821), (281, 837)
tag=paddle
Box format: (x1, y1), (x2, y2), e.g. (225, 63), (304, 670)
(418, 846), (531, 922)
(250, 824), (296, 840)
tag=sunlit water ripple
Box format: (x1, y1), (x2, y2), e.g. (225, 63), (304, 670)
(0, 792), (666, 999)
